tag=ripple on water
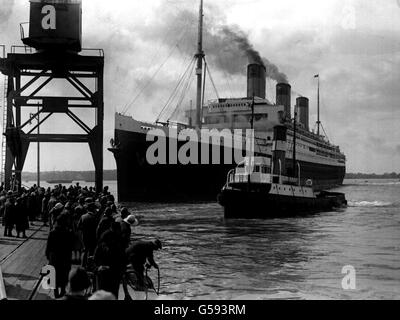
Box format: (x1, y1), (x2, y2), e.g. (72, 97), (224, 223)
(127, 182), (400, 299)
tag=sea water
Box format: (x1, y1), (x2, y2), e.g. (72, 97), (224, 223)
(26, 179), (400, 299)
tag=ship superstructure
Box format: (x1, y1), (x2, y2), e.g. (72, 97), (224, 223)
(111, 64), (345, 202)
(110, 1), (345, 203)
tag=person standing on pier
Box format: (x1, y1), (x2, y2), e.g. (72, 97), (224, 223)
(14, 197), (29, 238)
(78, 200), (98, 268)
(41, 192), (50, 227)
(118, 209), (139, 249)
(96, 207), (114, 241)
(27, 191), (39, 225)
(49, 202), (64, 231)
(45, 213), (74, 298)
(71, 200), (84, 264)
(94, 221), (126, 299)
(3, 192), (15, 237)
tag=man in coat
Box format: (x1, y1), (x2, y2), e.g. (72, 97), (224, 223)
(45, 213), (74, 298)
(3, 193), (15, 237)
(78, 201), (98, 268)
(14, 197), (29, 238)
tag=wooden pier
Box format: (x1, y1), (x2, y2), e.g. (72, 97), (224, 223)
(1, 222), (153, 300)
(0, 222), (53, 300)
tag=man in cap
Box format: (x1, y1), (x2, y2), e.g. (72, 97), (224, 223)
(125, 239), (162, 289)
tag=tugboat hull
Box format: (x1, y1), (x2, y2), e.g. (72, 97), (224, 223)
(218, 188), (346, 219)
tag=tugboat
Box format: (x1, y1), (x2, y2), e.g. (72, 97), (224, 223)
(217, 121), (347, 219)
(110, 0), (346, 203)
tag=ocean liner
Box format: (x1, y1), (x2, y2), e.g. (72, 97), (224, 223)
(109, 1), (346, 203)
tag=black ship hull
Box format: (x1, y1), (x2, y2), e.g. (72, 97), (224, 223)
(111, 129), (345, 203)
(218, 188), (347, 219)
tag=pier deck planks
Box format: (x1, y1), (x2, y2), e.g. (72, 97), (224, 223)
(0, 223), (53, 300)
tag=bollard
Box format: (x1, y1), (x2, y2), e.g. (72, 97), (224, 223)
(0, 265), (7, 300)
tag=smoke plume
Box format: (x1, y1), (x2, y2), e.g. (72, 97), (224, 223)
(144, 4), (288, 83)
(220, 26), (288, 83)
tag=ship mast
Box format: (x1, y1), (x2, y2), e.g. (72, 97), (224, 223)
(316, 74), (320, 136)
(195, 0), (204, 129)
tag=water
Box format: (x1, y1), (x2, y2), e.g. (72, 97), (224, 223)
(27, 179), (400, 299)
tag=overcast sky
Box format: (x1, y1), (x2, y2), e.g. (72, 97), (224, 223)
(1, 0), (400, 174)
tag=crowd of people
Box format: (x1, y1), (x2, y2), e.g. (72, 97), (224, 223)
(0, 182), (163, 300)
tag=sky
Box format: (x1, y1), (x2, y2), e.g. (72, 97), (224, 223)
(1, 0), (400, 174)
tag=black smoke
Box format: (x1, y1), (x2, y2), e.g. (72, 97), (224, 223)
(144, 4), (288, 83)
(219, 26), (288, 83)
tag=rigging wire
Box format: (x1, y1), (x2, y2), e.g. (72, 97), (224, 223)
(121, 45), (178, 115)
(151, 11), (198, 121)
(204, 57), (220, 99)
(320, 122), (330, 142)
(121, 20), (193, 115)
(319, 99), (332, 142)
(167, 56), (221, 123)
(175, 64), (196, 111)
(157, 57), (195, 122)
(122, 26), (178, 112)
(168, 69), (196, 122)
(156, 56), (196, 122)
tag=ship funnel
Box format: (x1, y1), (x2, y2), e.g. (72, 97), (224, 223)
(272, 125), (287, 177)
(296, 97), (309, 131)
(276, 83), (291, 119)
(247, 64), (266, 99)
